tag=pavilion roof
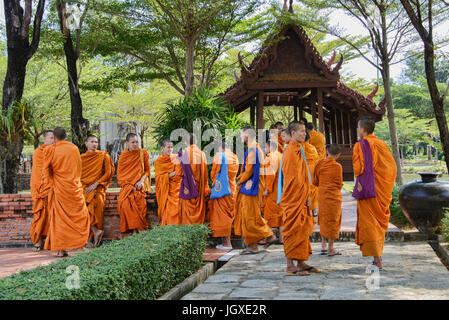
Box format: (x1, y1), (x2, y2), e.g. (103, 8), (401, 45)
(222, 24), (385, 118)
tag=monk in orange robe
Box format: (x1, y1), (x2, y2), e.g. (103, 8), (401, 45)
(234, 126), (276, 254)
(313, 144), (344, 256)
(81, 135), (115, 247)
(117, 133), (151, 233)
(262, 139), (284, 243)
(303, 132), (320, 216)
(354, 117), (397, 270)
(178, 134), (209, 224)
(207, 140), (239, 249)
(154, 139), (182, 226)
(270, 122), (285, 153)
(306, 122), (326, 159)
(280, 121), (319, 275)
(30, 130), (54, 251)
(43, 127), (90, 257)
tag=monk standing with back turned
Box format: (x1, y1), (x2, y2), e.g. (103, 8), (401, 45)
(30, 130), (54, 251)
(81, 135), (115, 247)
(43, 127), (90, 257)
(353, 117), (396, 270)
(280, 121), (319, 275)
(178, 134), (209, 225)
(234, 126), (276, 254)
(207, 140), (239, 249)
(117, 133), (151, 234)
(154, 139), (182, 226)
(313, 144), (344, 256)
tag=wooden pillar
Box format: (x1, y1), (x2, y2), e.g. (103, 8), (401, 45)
(256, 91), (264, 130)
(293, 101), (298, 121)
(330, 109), (337, 143)
(336, 109), (343, 144)
(317, 88), (324, 133)
(343, 111), (350, 145)
(350, 114), (357, 145)
(250, 102), (255, 127)
(325, 121), (331, 144)
(311, 89), (317, 128)
(299, 101), (305, 120)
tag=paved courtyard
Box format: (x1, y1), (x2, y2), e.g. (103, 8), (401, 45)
(183, 242), (449, 300)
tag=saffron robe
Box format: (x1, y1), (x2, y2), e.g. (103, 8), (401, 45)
(262, 150), (284, 228)
(353, 134), (397, 256)
(81, 150), (115, 230)
(117, 148), (151, 232)
(234, 142), (273, 244)
(303, 142), (320, 211)
(178, 144), (210, 224)
(309, 130), (326, 159)
(280, 141), (314, 261)
(313, 158), (343, 239)
(30, 144), (51, 245)
(207, 150), (239, 237)
(43, 141), (90, 251)
(271, 133), (285, 153)
(154, 154), (182, 226)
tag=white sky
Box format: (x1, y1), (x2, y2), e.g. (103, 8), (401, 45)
(1, 1), (448, 83)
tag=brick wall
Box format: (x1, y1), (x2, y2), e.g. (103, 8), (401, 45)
(0, 192), (159, 247)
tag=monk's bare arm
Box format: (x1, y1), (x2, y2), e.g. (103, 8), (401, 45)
(352, 142), (364, 177)
(237, 149), (255, 184)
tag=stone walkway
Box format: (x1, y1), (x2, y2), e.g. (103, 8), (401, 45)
(182, 242), (449, 300)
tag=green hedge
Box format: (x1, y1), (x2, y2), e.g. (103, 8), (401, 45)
(0, 224), (210, 300)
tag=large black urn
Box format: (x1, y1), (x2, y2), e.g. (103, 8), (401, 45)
(398, 172), (449, 234)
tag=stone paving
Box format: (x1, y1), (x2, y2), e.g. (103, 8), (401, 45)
(182, 242), (449, 300)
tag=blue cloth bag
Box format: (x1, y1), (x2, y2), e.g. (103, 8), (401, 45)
(210, 152), (232, 199)
(240, 147), (260, 196)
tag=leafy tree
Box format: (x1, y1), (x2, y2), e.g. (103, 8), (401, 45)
(81, 0), (268, 96)
(400, 0), (449, 173)
(1, 0), (45, 193)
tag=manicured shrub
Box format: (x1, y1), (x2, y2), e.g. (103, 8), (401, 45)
(0, 224), (210, 300)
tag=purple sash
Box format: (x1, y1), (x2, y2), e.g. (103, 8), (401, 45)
(352, 139), (376, 199)
(178, 150), (199, 200)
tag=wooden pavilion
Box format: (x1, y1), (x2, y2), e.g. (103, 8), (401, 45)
(222, 24), (386, 181)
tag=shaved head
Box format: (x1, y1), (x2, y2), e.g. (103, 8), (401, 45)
(53, 127), (66, 141)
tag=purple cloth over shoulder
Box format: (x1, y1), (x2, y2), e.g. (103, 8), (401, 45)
(352, 139), (376, 200)
(178, 150), (199, 200)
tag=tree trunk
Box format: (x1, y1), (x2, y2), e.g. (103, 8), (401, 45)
(185, 40), (195, 96)
(1, 0), (45, 194)
(381, 63), (403, 185)
(57, 1), (89, 151)
(423, 42), (449, 173)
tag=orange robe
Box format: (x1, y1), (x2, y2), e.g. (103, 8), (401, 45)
(29, 144), (51, 245)
(280, 141), (314, 261)
(309, 130), (326, 159)
(81, 150), (115, 230)
(313, 158), (343, 239)
(207, 150), (239, 237)
(178, 145), (209, 224)
(154, 154), (182, 226)
(117, 148), (151, 233)
(43, 141), (90, 251)
(271, 133), (285, 153)
(303, 142), (320, 211)
(262, 151), (284, 228)
(234, 142), (273, 244)
(353, 134), (397, 256)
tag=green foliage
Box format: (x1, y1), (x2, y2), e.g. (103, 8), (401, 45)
(0, 224), (209, 300)
(441, 209), (449, 242)
(0, 101), (35, 143)
(389, 184), (413, 229)
(152, 87), (244, 149)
